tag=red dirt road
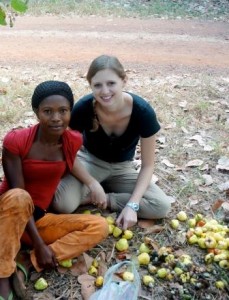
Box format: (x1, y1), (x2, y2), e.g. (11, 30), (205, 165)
(0, 15), (229, 74)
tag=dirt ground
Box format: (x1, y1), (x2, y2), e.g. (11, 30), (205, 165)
(0, 15), (229, 73)
(1, 15), (229, 300)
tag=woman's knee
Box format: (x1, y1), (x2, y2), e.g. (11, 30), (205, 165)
(53, 174), (82, 213)
(1, 188), (33, 213)
(52, 198), (78, 214)
(99, 217), (109, 238)
(140, 192), (171, 219)
(92, 216), (109, 239)
(155, 196), (171, 218)
(143, 184), (172, 217)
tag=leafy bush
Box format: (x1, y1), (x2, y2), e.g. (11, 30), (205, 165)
(0, 0), (28, 26)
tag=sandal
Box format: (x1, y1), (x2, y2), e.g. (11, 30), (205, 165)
(12, 262), (28, 299)
(12, 250), (32, 299)
(0, 291), (13, 300)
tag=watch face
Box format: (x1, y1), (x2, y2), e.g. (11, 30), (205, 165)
(127, 202), (139, 211)
(133, 203), (139, 210)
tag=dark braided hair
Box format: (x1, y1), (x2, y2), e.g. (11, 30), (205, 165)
(32, 80), (74, 111)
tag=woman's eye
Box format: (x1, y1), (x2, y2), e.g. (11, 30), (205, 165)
(60, 109), (68, 114)
(108, 81), (115, 86)
(94, 83), (101, 88)
(44, 110), (51, 115)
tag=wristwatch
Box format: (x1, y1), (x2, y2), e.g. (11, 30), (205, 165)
(126, 202), (140, 212)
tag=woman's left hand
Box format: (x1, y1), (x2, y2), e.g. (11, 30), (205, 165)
(88, 180), (107, 209)
(35, 243), (58, 270)
(116, 206), (138, 230)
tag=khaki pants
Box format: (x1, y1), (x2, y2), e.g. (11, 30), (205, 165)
(53, 148), (171, 219)
(0, 188), (108, 277)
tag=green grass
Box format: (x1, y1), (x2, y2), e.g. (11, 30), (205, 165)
(26, 0), (229, 20)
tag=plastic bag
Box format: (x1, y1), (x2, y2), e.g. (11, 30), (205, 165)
(89, 260), (140, 300)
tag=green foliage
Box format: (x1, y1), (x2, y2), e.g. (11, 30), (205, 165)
(11, 0), (28, 12)
(0, 6), (7, 25)
(0, 0), (28, 26)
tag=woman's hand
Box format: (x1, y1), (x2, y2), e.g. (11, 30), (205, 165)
(116, 206), (138, 230)
(34, 243), (58, 270)
(26, 217), (57, 270)
(88, 180), (107, 210)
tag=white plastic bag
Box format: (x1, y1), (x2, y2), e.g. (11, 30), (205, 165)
(89, 261), (140, 300)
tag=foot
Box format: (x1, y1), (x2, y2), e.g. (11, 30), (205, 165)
(12, 269), (27, 299)
(0, 278), (12, 300)
(16, 250), (33, 275)
(12, 250), (33, 299)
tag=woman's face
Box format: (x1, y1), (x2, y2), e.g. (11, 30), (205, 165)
(36, 95), (71, 136)
(90, 69), (126, 108)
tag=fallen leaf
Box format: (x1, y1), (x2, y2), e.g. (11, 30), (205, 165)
(185, 159), (204, 167)
(152, 174), (159, 183)
(203, 145), (214, 152)
(202, 174), (213, 186)
(138, 219), (156, 228)
(179, 100), (187, 108)
(216, 156), (229, 173)
(24, 111), (34, 117)
(173, 249), (187, 257)
(78, 273), (95, 284)
(183, 143), (194, 148)
(199, 164), (209, 171)
(164, 123), (176, 129)
(97, 252), (108, 277)
(194, 179), (203, 186)
(211, 199), (224, 212)
(189, 134), (205, 146)
(0, 88), (7, 95)
(57, 265), (68, 274)
(181, 126), (189, 134)
(83, 253), (94, 269)
(218, 181), (229, 191)
(157, 136), (166, 144)
(226, 189), (229, 199)
(222, 201), (229, 212)
(97, 251), (106, 262)
(24, 118), (37, 125)
(189, 199), (199, 206)
(1, 77), (10, 83)
(106, 243), (116, 262)
(33, 292), (55, 300)
(144, 237), (159, 251)
(115, 252), (132, 261)
(145, 225), (164, 234)
(203, 203), (211, 210)
(70, 254), (92, 276)
(161, 159), (175, 168)
(78, 274), (95, 300)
